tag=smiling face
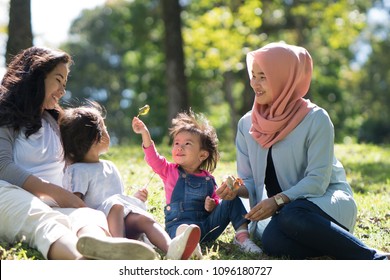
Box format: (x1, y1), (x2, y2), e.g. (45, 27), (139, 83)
(42, 63), (68, 111)
(171, 131), (209, 174)
(250, 61), (273, 106)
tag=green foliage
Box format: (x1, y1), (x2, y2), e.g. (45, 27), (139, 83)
(0, 240), (43, 260)
(267, 0), (369, 142)
(356, 36), (390, 144)
(334, 144), (390, 253)
(335, 144), (390, 194)
(183, 0), (263, 73)
(56, 0), (389, 145)
(358, 118), (390, 144)
(61, 0), (167, 144)
(183, 0), (373, 143)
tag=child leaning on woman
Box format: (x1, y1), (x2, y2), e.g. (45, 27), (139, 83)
(59, 101), (200, 260)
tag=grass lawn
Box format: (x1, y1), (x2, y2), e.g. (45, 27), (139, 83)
(1, 143), (389, 260)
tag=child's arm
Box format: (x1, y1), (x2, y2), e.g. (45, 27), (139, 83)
(204, 178), (220, 212)
(132, 117), (152, 148)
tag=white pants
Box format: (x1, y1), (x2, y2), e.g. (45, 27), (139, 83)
(0, 181), (108, 259)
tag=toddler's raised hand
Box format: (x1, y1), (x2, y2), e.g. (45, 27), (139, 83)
(131, 117), (153, 148)
(132, 117), (147, 134)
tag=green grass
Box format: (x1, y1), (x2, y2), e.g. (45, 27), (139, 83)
(1, 143), (389, 260)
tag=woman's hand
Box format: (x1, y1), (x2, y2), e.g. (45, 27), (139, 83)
(54, 188), (87, 208)
(44, 184), (87, 208)
(245, 198), (278, 221)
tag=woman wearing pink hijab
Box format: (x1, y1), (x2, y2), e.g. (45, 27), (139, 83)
(217, 42), (388, 259)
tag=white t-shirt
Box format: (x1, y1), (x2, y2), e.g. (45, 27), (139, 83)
(63, 160), (124, 210)
(63, 160), (148, 217)
(13, 118), (65, 187)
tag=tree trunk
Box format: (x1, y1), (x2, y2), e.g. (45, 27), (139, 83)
(6, 0), (33, 65)
(161, 0), (189, 122)
(223, 71), (239, 140)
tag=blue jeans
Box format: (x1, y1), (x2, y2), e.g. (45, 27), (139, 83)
(164, 167), (248, 242)
(261, 199), (387, 260)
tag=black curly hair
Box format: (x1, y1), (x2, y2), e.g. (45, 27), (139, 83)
(0, 46), (72, 137)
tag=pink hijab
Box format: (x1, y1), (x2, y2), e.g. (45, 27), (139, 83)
(247, 42), (315, 148)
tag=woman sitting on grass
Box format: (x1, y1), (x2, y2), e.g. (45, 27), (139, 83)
(217, 42), (389, 260)
(0, 46), (155, 260)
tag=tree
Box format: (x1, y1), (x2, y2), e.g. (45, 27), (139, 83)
(259, 0), (370, 141)
(356, 30), (390, 143)
(61, 0), (167, 144)
(183, 0), (371, 142)
(182, 0), (264, 140)
(161, 0), (189, 122)
(6, 0), (32, 65)
(58, 0), (377, 145)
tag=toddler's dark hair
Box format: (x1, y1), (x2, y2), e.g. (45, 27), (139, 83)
(169, 109), (219, 172)
(59, 101), (106, 164)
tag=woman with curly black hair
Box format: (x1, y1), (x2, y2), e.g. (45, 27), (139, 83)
(0, 46), (156, 260)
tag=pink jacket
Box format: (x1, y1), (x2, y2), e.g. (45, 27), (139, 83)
(143, 143), (220, 205)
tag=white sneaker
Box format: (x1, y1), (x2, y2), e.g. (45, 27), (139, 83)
(167, 224), (201, 260)
(175, 224), (203, 259)
(233, 237), (263, 255)
(77, 236), (158, 260)
(193, 243), (203, 259)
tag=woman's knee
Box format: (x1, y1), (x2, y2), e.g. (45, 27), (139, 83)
(277, 202), (315, 235)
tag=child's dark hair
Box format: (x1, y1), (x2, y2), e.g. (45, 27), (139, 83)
(169, 109), (219, 172)
(59, 101), (106, 164)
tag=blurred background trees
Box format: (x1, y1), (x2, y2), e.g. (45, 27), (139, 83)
(5, 0), (32, 65)
(2, 0), (390, 145)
